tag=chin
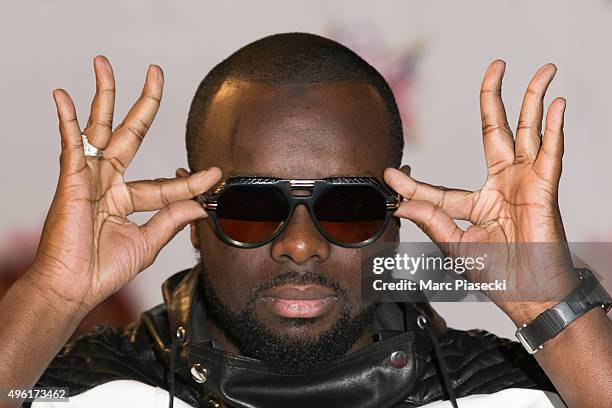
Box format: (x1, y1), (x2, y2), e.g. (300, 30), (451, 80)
(263, 315), (339, 339)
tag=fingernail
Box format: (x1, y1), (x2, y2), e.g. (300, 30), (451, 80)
(94, 56), (110, 74)
(542, 64), (557, 76)
(204, 167), (221, 176)
(149, 65), (162, 80)
(102, 57), (112, 74)
(490, 59), (505, 70)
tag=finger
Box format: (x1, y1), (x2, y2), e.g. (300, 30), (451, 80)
(534, 97), (566, 183)
(515, 64), (557, 162)
(394, 199), (464, 244)
(140, 199), (208, 262)
(83, 56), (116, 150)
(126, 167), (222, 212)
(399, 164), (411, 177)
(480, 60), (515, 175)
(53, 89), (85, 175)
(104, 65), (163, 173)
(175, 167), (190, 178)
(384, 167), (475, 220)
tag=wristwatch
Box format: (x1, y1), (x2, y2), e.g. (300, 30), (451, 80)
(515, 268), (612, 354)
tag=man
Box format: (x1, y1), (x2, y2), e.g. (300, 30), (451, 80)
(0, 33), (610, 408)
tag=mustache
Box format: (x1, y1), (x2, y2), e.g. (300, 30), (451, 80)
(194, 261), (349, 306)
(252, 270), (347, 298)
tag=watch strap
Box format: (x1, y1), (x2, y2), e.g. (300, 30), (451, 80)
(515, 268), (612, 354)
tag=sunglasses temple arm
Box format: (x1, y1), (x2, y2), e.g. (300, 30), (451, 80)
(195, 194), (218, 210)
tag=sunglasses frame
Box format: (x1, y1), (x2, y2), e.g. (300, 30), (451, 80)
(197, 176), (401, 249)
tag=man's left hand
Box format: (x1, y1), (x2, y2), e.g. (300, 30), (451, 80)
(383, 60), (580, 324)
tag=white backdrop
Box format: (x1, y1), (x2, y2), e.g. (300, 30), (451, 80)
(2, 0), (611, 339)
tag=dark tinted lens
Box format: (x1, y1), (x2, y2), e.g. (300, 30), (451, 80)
(217, 185), (289, 244)
(314, 185), (387, 244)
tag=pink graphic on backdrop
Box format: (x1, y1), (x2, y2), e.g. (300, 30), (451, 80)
(327, 27), (424, 144)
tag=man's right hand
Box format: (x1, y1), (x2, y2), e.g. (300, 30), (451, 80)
(27, 56), (221, 316)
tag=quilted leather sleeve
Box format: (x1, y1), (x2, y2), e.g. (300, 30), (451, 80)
(26, 304), (206, 408)
(402, 328), (557, 406)
(23, 305), (173, 406)
(32, 322), (166, 395)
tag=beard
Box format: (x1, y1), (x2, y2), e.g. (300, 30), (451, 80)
(195, 261), (377, 375)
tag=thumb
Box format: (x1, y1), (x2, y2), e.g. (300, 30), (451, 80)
(139, 199), (207, 266)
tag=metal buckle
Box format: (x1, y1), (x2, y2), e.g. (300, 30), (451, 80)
(515, 324), (543, 354)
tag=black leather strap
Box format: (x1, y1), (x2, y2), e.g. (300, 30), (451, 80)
(515, 268), (612, 353)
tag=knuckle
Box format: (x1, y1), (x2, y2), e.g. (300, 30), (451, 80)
(105, 155), (127, 174)
(142, 93), (161, 104)
(437, 189), (447, 209)
(516, 121), (540, 133)
(185, 178), (198, 197)
(158, 183), (172, 207)
(97, 87), (116, 97)
(480, 88), (501, 97)
(482, 123), (506, 135)
(84, 118), (113, 133)
(524, 88), (541, 97)
(126, 123), (147, 142)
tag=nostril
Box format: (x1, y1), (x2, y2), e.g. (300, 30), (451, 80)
(270, 205), (330, 264)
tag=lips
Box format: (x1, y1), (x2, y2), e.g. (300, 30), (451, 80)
(260, 285), (338, 318)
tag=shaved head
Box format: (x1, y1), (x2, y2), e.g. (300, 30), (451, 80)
(185, 32), (403, 172)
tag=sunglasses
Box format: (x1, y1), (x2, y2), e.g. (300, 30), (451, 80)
(197, 176), (401, 248)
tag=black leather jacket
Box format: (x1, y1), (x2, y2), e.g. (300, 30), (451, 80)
(33, 268), (556, 407)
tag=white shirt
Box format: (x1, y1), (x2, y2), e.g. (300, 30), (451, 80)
(32, 379), (567, 408)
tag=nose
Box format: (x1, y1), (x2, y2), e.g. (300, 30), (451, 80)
(270, 204), (330, 264)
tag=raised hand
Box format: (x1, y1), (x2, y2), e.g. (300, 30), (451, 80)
(383, 60), (579, 321)
(29, 56), (221, 314)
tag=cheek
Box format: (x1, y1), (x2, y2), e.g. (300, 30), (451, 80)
(381, 219), (400, 242)
(324, 249), (365, 304)
(197, 223), (270, 313)
(331, 224), (399, 306)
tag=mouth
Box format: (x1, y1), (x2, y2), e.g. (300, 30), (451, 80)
(260, 285), (338, 319)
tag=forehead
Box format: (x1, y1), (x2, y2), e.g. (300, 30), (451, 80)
(198, 79), (394, 179)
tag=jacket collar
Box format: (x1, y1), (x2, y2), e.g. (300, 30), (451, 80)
(159, 267), (440, 408)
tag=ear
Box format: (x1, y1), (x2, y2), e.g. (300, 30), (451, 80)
(190, 222), (200, 248)
(176, 167), (201, 248)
